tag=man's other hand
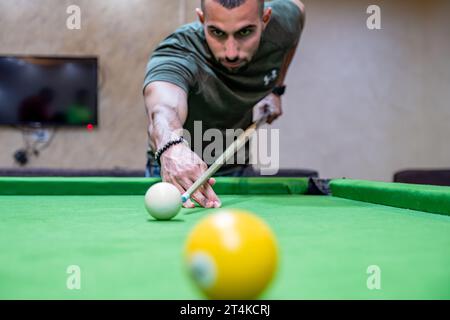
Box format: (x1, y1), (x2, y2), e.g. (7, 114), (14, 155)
(254, 93), (283, 124)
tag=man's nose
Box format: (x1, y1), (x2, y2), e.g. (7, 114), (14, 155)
(225, 39), (239, 61)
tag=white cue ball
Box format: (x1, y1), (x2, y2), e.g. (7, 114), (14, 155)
(145, 182), (182, 220)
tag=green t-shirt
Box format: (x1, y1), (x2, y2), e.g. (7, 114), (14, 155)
(144, 0), (305, 168)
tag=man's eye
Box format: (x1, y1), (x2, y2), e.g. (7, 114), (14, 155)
(239, 29), (252, 37)
(212, 30), (225, 37)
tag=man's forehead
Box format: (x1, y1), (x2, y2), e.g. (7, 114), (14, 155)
(203, 0), (261, 29)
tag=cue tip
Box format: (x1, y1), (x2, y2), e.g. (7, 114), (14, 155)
(181, 193), (189, 203)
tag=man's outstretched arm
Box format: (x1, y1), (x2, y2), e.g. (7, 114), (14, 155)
(144, 81), (187, 152)
(144, 81), (221, 208)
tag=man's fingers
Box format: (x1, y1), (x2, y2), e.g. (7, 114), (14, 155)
(192, 190), (212, 208)
(202, 182), (221, 208)
(183, 198), (195, 208)
(172, 172), (217, 209)
(254, 100), (267, 109)
(180, 178), (211, 208)
(259, 104), (270, 117)
(258, 104), (280, 124)
(192, 182), (217, 209)
(170, 179), (195, 208)
(267, 112), (281, 124)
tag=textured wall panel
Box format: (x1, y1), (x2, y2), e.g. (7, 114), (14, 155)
(0, 0), (180, 170)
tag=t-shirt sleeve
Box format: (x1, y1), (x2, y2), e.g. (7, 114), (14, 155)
(143, 45), (197, 93)
(265, 0), (305, 49)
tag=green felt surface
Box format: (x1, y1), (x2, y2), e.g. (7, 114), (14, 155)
(0, 177), (309, 196)
(1, 192), (449, 299)
(331, 179), (450, 216)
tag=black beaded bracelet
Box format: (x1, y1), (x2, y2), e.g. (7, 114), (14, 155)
(154, 136), (186, 166)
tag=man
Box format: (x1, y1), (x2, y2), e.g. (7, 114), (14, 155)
(143, 0), (305, 208)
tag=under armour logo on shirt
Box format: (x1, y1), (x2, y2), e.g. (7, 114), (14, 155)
(264, 69), (278, 86)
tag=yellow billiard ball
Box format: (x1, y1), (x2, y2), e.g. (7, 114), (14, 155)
(184, 209), (278, 300)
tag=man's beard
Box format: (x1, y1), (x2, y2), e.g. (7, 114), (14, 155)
(216, 58), (250, 73)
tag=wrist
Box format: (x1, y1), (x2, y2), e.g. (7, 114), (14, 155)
(272, 85), (286, 97)
(154, 136), (188, 166)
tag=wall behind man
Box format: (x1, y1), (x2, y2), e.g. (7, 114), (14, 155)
(283, 0), (450, 180)
(0, 0), (449, 181)
(0, 0), (183, 170)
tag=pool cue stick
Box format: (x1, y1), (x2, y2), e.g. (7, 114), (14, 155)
(181, 114), (269, 203)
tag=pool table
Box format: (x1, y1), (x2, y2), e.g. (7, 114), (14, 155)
(0, 177), (449, 300)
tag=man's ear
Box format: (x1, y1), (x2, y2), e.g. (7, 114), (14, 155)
(196, 8), (205, 24)
(262, 7), (272, 27)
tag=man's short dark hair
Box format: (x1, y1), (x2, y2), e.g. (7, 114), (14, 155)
(201, 0), (265, 18)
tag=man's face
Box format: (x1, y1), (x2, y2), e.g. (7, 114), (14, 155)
(198, 0), (271, 73)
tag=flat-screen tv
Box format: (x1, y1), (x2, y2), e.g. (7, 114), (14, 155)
(0, 55), (98, 127)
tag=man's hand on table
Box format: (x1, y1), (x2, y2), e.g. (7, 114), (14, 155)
(160, 143), (221, 209)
